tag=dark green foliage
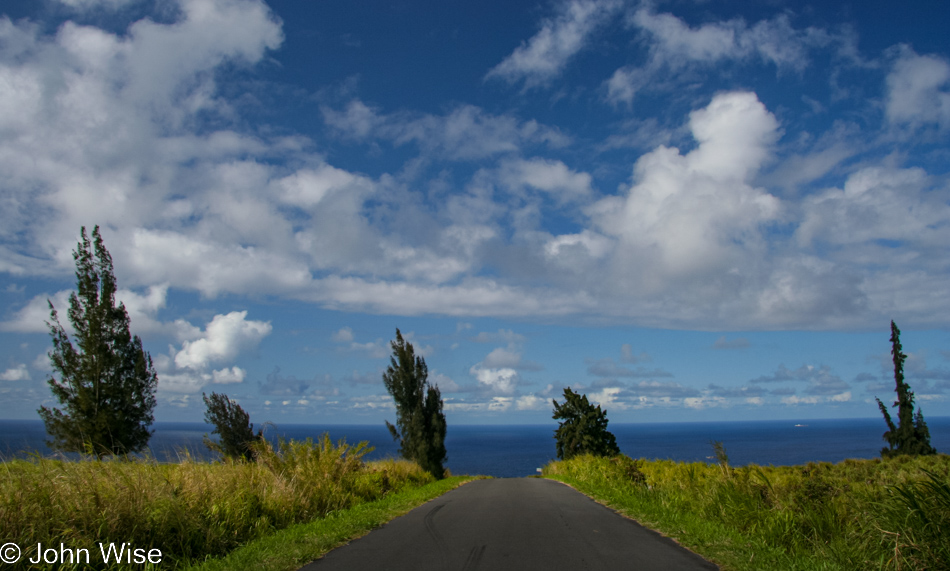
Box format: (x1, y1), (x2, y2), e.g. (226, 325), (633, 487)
(383, 329), (447, 478)
(203, 391), (264, 461)
(552, 387), (620, 460)
(876, 321), (937, 457)
(38, 226), (157, 458)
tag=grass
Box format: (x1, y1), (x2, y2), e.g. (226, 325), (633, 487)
(543, 452), (950, 571)
(0, 435), (469, 570)
(183, 475), (474, 571)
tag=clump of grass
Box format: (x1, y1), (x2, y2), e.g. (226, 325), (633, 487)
(0, 435), (433, 569)
(544, 452), (950, 570)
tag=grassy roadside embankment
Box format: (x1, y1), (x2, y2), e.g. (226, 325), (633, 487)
(544, 453), (950, 570)
(1, 435), (473, 570)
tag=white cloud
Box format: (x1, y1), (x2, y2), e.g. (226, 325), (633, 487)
(174, 311), (272, 370)
(516, 394), (546, 410)
(347, 341), (390, 359)
(33, 353), (52, 373)
(275, 165), (374, 210)
(332, 327), (354, 343)
(497, 158), (593, 204)
(486, 0), (621, 88)
(1, 290), (72, 333)
(607, 9), (830, 105)
(211, 366), (245, 384)
(885, 47), (950, 129)
(781, 395), (821, 405)
(543, 231), (613, 262)
(323, 101), (569, 160)
(797, 166), (950, 247)
(587, 92), (780, 287)
(431, 372), (460, 392)
(482, 347), (524, 369)
(470, 365), (519, 395)
(0, 364), (29, 381)
(829, 391), (851, 402)
(683, 396), (728, 410)
(588, 386), (623, 409)
(157, 371), (210, 394)
(55, 0), (140, 10)
(488, 396), (513, 411)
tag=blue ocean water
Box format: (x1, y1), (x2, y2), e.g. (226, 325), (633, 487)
(2, 417), (949, 478)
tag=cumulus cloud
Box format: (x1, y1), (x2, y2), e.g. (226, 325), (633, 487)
(470, 365), (519, 395)
(515, 394), (546, 410)
(332, 327), (355, 343)
(211, 366), (245, 384)
(797, 166), (950, 248)
(2, 1), (949, 337)
(174, 311), (272, 370)
(1, 291), (72, 333)
(1, 284), (182, 339)
(0, 364), (29, 381)
(496, 158), (593, 204)
(586, 91), (780, 290)
(486, 0), (622, 88)
(885, 47), (950, 130)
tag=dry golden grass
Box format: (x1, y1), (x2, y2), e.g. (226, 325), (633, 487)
(0, 435), (433, 569)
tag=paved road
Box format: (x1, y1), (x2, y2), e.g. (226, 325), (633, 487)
(301, 478), (718, 571)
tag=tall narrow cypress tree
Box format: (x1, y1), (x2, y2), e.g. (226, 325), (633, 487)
(876, 320), (936, 457)
(383, 329), (447, 478)
(38, 226), (158, 458)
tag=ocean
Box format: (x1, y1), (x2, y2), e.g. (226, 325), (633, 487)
(2, 417), (949, 478)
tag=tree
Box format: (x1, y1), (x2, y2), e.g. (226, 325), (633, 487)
(876, 320), (937, 457)
(383, 329), (447, 478)
(38, 226), (158, 458)
(552, 387), (620, 460)
(202, 392), (264, 461)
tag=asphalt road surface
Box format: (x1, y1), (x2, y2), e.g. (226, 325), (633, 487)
(301, 478), (718, 571)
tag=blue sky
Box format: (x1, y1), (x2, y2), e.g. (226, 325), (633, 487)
(1, 0), (949, 426)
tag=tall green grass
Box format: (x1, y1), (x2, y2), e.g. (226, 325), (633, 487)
(0, 435), (434, 570)
(544, 453), (950, 570)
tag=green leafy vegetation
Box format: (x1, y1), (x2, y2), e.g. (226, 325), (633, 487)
(38, 226), (158, 458)
(877, 320), (937, 457)
(383, 328), (447, 478)
(202, 391), (264, 461)
(552, 387), (619, 460)
(0, 436), (441, 569)
(544, 452), (950, 570)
